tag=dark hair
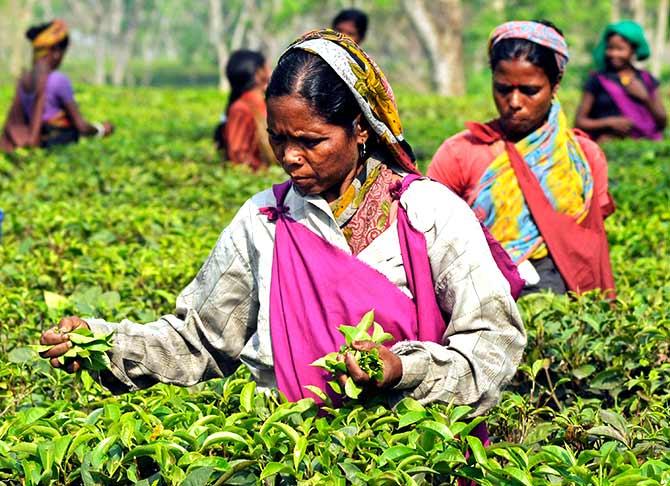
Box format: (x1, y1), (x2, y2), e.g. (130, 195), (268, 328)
(25, 21), (69, 51)
(489, 20), (564, 86)
(266, 48), (361, 135)
(332, 9), (369, 42)
(606, 31), (635, 48)
(225, 50), (266, 114)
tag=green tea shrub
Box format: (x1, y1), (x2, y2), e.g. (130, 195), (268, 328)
(0, 88), (668, 484)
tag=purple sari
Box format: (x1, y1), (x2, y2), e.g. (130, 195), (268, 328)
(259, 174), (525, 457)
(597, 71), (663, 140)
(264, 175), (447, 404)
(262, 174), (521, 405)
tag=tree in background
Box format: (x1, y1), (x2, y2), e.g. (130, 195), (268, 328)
(653, 0), (669, 76)
(605, 0), (668, 78)
(2, 0), (38, 80)
(402, 0), (466, 96)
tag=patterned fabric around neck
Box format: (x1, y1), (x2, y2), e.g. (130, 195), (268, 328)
(471, 101), (594, 263)
(329, 157), (401, 255)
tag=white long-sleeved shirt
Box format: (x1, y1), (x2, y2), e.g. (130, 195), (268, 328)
(89, 177), (525, 415)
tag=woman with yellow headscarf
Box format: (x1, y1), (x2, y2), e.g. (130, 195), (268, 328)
(38, 30), (524, 438)
(1, 20), (114, 152)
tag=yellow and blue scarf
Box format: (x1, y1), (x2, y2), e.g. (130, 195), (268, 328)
(472, 101), (594, 263)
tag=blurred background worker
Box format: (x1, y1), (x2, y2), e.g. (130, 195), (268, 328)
(332, 8), (369, 45)
(575, 20), (666, 142)
(1, 20), (113, 152)
(214, 50), (276, 170)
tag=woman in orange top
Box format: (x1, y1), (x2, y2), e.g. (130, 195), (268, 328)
(428, 20), (615, 297)
(215, 50), (276, 170)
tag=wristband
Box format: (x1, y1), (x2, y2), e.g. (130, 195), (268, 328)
(92, 122), (105, 138)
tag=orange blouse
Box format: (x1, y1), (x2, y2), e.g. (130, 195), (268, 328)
(224, 90), (273, 171)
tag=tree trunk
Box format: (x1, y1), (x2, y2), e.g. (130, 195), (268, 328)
(632, 0), (646, 28)
(230, 0), (251, 51)
(611, 0), (621, 21)
(651, 0), (668, 77)
(94, 38), (107, 85)
(8, 0), (36, 79)
(66, 0), (104, 84)
(401, 0), (465, 96)
(209, 0), (229, 91)
(246, 0), (272, 51)
(111, 0), (141, 86)
(39, 0), (54, 19)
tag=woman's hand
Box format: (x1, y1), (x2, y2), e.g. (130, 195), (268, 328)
(338, 341), (403, 391)
(102, 122), (114, 137)
(623, 77), (651, 103)
(606, 116), (634, 135)
(39, 316), (90, 373)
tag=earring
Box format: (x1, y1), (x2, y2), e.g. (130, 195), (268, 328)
(358, 141), (367, 161)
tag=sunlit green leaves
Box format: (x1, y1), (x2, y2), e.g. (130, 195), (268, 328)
(0, 88), (669, 484)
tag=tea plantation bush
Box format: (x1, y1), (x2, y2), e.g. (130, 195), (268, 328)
(0, 87), (669, 485)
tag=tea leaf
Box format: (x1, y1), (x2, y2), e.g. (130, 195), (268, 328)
(357, 310), (376, 332)
(344, 377), (362, 399)
(259, 462), (289, 480)
(44, 291), (69, 311)
(573, 364), (596, 379)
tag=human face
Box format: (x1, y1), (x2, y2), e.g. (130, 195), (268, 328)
(267, 95), (368, 202)
(49, 47), (66, 70)
(492, 58), (555, 141)
(605, 34), (634, 71)
(334, 20), (361, 44)
(254, 63), (271, 92)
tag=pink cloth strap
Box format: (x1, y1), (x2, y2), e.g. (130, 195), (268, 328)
(263, 176), (446, 404)
(596, 72), (662, 141)
(262, 174), (490, 447)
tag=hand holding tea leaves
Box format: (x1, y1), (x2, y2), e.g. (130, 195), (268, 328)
(36, 316), (112, 373)
(310, 310), (402, 399)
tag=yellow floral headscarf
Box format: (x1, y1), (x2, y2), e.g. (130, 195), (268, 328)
(32, 20), (69, 59)
(285, 29), (417, 173)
